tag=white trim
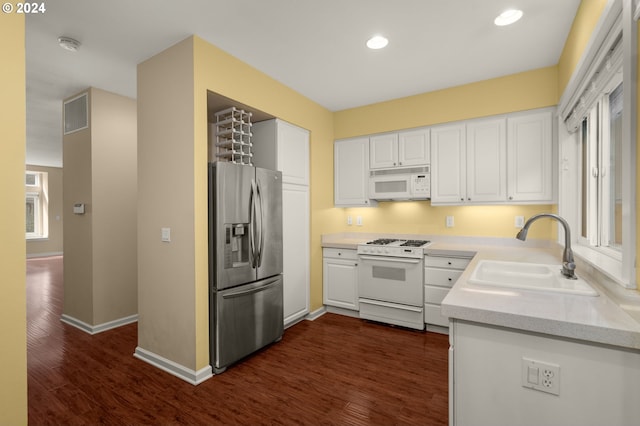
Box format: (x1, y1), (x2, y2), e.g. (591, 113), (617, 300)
(305, 306), (327, 321)
(559, 0), (622, 123)
(133, 347), (213, 385)
(60, 313), (138, 335)
(27, 251), (63, 258)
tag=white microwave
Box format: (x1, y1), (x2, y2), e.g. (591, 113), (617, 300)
(369, 166), (431, 201)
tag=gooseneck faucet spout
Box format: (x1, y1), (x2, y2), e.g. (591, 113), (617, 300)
(516, 213), (577, 279)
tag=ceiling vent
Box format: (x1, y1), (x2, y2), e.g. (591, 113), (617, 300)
(63, 93), (88, 135)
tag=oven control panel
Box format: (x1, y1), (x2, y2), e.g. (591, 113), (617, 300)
(357, 245), (424, 258)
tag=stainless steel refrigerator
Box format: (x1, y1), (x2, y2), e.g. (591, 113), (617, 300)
(208, 161), (284, 374)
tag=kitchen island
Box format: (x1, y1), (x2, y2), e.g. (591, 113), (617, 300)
(322, 233), (640, 426)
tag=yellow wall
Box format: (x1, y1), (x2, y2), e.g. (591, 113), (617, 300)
(557, 0), (609, 95)
(332, 66), (560, 242)
(0, 10), (27, 426)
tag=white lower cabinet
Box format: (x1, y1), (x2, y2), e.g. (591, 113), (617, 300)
(450, 320), (640, 425)
(424, 254), (471, 328)
(322, 248), (359, 311)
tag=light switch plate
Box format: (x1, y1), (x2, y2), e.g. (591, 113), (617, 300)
(515, 216), (525, 228)
(161, 227), (171, 242)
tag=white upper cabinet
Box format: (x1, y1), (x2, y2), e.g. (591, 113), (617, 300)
(507, 110), (553, 202)
(430, 123), (466, 204)
(431, 109), (552, 205)
(399, 128), (431, 166)
(334, 137), (376, 207)
(370, 128), (430, 169)
(252, 119), (309, 186)
(466, 118), (507, 203)
(370, 133), (398, 169)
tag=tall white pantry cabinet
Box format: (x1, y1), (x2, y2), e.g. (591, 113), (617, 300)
(252, 119), (310, 327)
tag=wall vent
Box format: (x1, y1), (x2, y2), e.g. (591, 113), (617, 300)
(64, 93), (89, 135)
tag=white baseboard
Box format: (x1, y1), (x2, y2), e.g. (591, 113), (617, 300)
(305, 306), (327, 321)
(60, 313), (138, 335)
(27, 251), (63, 259)
(133, 346), (213, 385)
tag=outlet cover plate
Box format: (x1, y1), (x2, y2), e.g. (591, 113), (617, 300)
(522, 357), (560, 396)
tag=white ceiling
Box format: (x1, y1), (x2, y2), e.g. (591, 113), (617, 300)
(25, 0), (581, 167)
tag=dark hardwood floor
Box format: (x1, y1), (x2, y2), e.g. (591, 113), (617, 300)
(27, 256), (449, 425)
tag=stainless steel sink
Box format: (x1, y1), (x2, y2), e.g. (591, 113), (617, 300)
(468, 260), (598, 296)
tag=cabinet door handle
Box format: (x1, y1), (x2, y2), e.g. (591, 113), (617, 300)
(509, 196), (513, 200)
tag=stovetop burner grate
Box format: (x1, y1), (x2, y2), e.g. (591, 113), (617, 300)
(366, 238), (399, 245)
(400, 240), (431, 247)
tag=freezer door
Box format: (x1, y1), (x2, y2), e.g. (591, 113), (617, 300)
(211, 275), (284, 373)
(210, 162), (256, 290)
(255, 167), (283, 280)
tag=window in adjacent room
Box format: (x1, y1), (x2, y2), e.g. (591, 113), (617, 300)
(26, 171), (49, 239)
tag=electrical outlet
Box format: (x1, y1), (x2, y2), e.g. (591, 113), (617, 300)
(446, 216), (454, 228)
(515, 216), (525, 228)
(347, 215), (353, 226)
(356, 216), (363, 226)
(522, 358), (560, 396)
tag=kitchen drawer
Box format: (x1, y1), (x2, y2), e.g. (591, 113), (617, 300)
(424, 255), (471, 270)
(360, 299), (424, 330)
(424, 303), (449, 327)
(323, 247), (358, 261)
(425, 285), (450, 304)
(425, 267), (463, 287)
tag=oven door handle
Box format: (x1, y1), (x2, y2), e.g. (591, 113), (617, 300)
(358, 255), (422, 264)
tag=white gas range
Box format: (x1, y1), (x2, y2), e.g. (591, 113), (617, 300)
(356, 238), (431, 330)
(357, 238), (431, 258)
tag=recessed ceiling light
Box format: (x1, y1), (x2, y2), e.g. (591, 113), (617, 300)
(494, 9), (523, 26)
(57, 36), (81, 52)
(366, 35), (389, 50)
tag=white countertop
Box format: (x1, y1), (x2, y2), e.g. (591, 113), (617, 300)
(321, 232), (640, 351)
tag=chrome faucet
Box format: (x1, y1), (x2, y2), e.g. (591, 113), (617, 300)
(516, 213), (577, 279)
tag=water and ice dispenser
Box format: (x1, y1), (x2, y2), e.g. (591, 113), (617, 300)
(224, 223), (249, 268)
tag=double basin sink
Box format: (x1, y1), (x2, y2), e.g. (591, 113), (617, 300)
(469, 260), (598, 296)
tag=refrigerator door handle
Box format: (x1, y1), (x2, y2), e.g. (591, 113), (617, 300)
(249, 179), (257, 268)
(256, 180), (265, 267)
